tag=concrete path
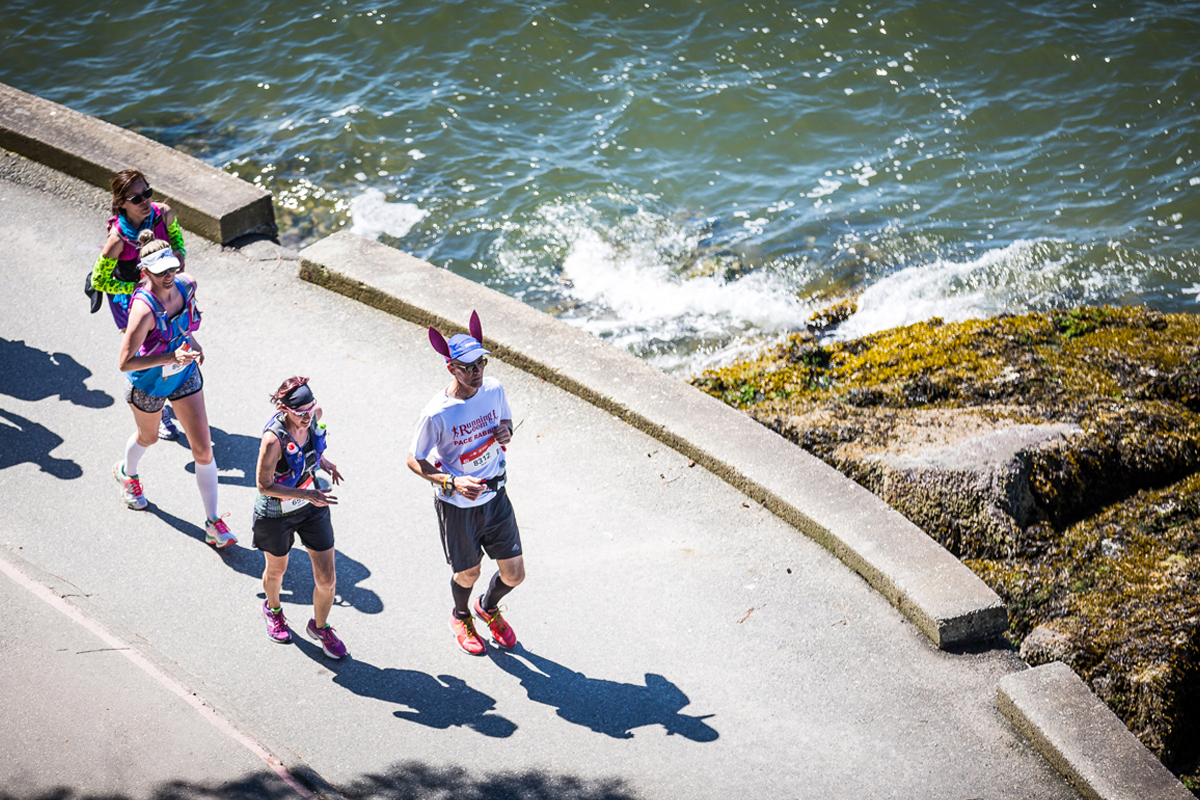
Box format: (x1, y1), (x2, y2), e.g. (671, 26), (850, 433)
(0, 555), (300, 799)
(0, 159), (1078, 799)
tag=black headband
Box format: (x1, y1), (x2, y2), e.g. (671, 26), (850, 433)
(281, 383), (314, 410)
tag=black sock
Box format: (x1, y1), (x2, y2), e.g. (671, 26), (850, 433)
(482, 572), (514, 612)
(451, 577), (472, 619)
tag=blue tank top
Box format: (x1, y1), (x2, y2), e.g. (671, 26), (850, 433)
(126, 278), (199, 396)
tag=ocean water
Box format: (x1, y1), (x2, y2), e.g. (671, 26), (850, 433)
(3, 0), (1197, 374)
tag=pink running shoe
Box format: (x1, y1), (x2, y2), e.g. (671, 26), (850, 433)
(113, 461), (147, 510)
(450, 613), (487, 655)
(472, 596), (517, 649)
(204, 515), (237, 549)
(262, 601), (291, 643)
(306, 619), (347, 659)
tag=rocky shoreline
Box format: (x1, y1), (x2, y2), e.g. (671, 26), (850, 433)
(692, 305), (1200, 791)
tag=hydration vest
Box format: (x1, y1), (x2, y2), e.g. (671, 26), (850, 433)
(132, 277), (201, 357)
(126, 277), (201, 396)
(264, 412), (327, 488)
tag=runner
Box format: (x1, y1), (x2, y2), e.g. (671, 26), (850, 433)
(90, 169), (188, 440)
(407, 312), (525, 655)
(113, 230), (236, 549)
(252, 376), (347, 659)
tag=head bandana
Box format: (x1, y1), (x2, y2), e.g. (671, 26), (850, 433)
(281, 383), (315, 410)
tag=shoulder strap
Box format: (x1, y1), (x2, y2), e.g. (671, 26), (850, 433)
(263, 411), (287, 437)
(132, 286), (168, 334)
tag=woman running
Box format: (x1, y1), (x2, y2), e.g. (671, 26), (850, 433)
(91, 169), (187, 440)
(253, 377), (347, 659)
(113, 230), (236, 549)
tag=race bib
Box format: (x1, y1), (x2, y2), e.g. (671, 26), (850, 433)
(162, 359), (187, 377)
(459, 436), (497, 472)
(162, 342), (193, 377)
(281, 476), (314, 513)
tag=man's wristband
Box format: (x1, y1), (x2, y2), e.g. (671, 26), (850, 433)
(441, 475), (455, 496)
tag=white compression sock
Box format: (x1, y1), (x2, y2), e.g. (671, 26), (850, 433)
(195, 460), (219, 520)
(124, 434), (148, 477)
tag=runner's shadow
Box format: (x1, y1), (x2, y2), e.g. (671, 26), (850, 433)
(293, 637), (517, 738)
(179, 426), (260, 486)
(0, 338), (113, 407)
(489, 645), (718, 742)
(255, 547), (384, 614)
(0, 408), (83, 479)
(145, 505), (264, 579)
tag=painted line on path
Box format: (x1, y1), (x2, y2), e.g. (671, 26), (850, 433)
(0, 554), (316, 799)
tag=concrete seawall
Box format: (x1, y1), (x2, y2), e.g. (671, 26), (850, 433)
(0, 82), (273, 244)
(1, 83), (1191, 800)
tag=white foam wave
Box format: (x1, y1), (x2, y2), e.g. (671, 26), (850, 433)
(348, 188), (428, 241)
(522, 202), (808, 373)
(832, 239), (1109, 340)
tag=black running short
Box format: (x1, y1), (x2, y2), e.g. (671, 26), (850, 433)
(252, 503), (335, 557)
(436, 487), (522, 573)
(124, 368), (203, 413)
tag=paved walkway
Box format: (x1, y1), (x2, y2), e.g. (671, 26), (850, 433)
(0, 161), (1078, 799)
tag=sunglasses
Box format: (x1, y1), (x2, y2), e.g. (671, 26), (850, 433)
(154, 266), (183, 277)
(285, 403), (316, 417)
(451, 358), (487, 372)
(125, 187), (154, 204)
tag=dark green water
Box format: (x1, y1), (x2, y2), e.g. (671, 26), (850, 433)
(3, 0), (1197, 372)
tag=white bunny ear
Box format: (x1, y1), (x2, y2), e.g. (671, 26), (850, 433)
(468, 310), (482, 343)
(428, 327), (451, 360)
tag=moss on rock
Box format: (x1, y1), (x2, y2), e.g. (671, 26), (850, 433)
(969, 473), (1200, 774)
(692, 305), (1200, 783)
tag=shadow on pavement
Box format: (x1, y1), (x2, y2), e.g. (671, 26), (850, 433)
(0, 407), (82, 479)
(339, 760), (641, 799)
(489, 645), (718, 742)
(0, 338), (113, 407)
(0, 761), (641, 800)
(145, 506), (265, 580)
(294, 636), (518, 738)
(178, 426), (261, 487)
(256, 544), (384, 614)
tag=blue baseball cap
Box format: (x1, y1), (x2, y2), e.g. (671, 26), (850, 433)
(447, 333), (490, 363)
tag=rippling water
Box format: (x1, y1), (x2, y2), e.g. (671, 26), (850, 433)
(3, 0), (1198, 373)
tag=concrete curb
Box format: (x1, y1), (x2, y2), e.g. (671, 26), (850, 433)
(297, 230), (1008, 650)
(998, 663), (1193, 800)
(0, 82), (274, 244)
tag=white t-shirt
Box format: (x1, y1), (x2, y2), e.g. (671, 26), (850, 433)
(410, 377), (512, 508)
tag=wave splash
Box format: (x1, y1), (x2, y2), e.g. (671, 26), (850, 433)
(833, 239), (1157, 341)
(504, 198), (811, 374)
(349, 188), (428, 241)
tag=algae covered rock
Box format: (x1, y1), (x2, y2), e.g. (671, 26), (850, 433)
(693, 306), (1200, 541)
(692, 305), (1200, 784)
(970, 473), (1200, 777)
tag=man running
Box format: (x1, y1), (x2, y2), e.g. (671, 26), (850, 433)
(406, 312), (524, 655)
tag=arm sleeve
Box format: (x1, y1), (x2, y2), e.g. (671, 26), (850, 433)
(91, 255), (136, 294)
(167, 217), (186, 258)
